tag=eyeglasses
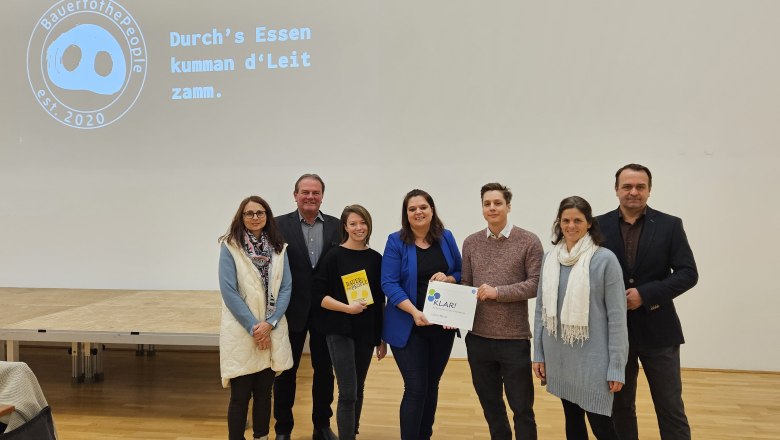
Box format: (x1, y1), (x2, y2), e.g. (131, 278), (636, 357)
(243, 210), (267, 219)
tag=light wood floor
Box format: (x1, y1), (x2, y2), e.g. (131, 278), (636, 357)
(12, 347), (780, 439)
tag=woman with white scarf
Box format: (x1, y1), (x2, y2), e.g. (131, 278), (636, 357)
(532, 196), (628, 440)
(218, 195), (294, 440)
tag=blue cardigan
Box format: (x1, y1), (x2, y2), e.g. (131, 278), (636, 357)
(381, 229), (462, 348)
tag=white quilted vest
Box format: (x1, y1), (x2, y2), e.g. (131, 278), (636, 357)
(220, 241), (293, 388)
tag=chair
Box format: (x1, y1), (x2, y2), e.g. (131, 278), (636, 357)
(0, 362), (56, 439)
(0, 404), (13, 434)
(0, 407), (55, 439)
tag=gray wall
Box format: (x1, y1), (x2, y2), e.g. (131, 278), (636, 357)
(2, 1), (778, 370)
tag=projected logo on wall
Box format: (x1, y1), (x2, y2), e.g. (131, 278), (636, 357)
(27, 0), (147, 129)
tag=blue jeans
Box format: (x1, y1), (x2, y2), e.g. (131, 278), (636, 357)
(612, 344), (690, 440)
(391, 326), (455, 440)
(326, 334), (374, 440)
(465, 333), (536, 440)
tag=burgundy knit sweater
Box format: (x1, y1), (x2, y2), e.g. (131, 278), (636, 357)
(461, 225), (543, 339)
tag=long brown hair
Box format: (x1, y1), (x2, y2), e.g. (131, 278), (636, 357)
(399, 189), (444, 245)
(218, 196), (285, 253)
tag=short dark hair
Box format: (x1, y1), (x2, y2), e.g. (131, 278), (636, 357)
(399, 189), (445, 245)
(294, 173), (325, 194)
(614, 163), (652, 189)
(340, 204), (373, 245)
(219, 195), (285, 253)
(480, 182), (512, 204)
(551, 196), (604, 246)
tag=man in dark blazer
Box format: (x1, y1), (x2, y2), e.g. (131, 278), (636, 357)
(597, 164), (698, 440)
(273, 173), (341, 440)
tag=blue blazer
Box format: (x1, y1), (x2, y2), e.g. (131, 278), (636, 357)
(597, 206), (698, 347)
(381, 229), (462, 348)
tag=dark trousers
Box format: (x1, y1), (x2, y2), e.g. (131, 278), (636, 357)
(326, 334), (374, 440)
(612, 344), (690, 440)
(273, 325), (334, 434)
(391, 326), (455, 440)
(465, 333), (536, 440)
(228, 368), (276, 440)
(561, 399), (618, 440)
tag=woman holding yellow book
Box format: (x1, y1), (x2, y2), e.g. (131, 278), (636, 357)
(312, 204), (386, 440)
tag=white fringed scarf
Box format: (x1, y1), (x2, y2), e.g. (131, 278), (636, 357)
(541, 233), (597, 346)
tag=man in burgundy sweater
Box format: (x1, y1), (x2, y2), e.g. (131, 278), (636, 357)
(461, 182), (544, 440)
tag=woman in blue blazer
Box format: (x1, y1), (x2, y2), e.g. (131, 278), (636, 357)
(381, 189), (462, 440)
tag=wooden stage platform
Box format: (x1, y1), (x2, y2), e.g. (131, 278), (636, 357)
(0, 288), (221, 380)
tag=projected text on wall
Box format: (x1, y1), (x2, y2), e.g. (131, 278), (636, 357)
(168, 26), (313, 101)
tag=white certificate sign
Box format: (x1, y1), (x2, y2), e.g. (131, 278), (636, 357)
(422, 281), (478, 331)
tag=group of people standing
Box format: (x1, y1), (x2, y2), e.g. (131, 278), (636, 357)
(217, 163), (698, 440)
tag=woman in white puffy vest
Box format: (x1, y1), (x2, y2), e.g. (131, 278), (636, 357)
(218, 195), (294, 440)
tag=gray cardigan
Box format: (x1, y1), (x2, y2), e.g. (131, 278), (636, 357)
(533, 247), (628, 416)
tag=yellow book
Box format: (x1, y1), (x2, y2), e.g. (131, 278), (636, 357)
(341, 269), (374, 305)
